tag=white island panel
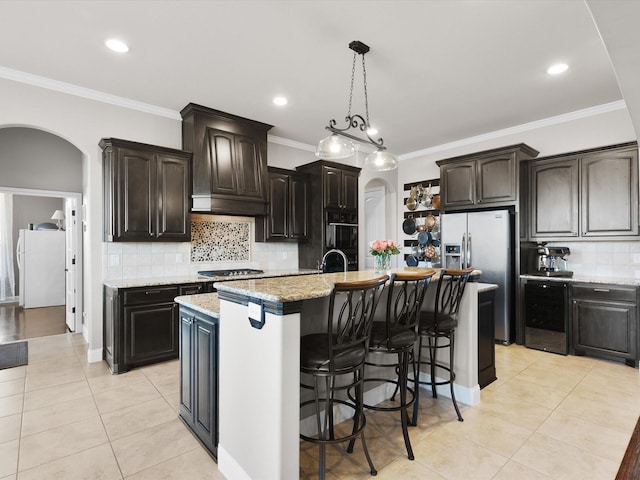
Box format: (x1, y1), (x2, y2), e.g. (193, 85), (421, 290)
(218, 299), (300, 480)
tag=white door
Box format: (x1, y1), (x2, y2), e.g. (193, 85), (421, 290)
(64, 198), (76, 332)
(364, 186), (386, 269)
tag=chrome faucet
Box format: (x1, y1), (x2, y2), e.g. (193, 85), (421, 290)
(320, 249), (348, 273)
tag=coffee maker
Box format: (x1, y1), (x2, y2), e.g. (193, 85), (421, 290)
(533, 243), (572, 277)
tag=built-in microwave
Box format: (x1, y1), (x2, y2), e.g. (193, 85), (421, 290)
(326, 210), (357, 225)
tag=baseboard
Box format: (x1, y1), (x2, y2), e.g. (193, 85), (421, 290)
(87, 347), (102, 363)
(418, 371), (481, 406)
(218, 444), (252, 480)
(300, 376), (480, 438)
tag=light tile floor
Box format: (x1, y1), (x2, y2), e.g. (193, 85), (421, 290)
(0, 334), (639, 479)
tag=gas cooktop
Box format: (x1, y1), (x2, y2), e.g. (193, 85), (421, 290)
(197, 269), (264, 278)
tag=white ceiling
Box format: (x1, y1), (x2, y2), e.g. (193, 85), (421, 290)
(0, 0), (637, 156)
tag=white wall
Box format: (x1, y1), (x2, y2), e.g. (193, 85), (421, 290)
(0, 127), (83, 191)
(395, 108), (638, 262)
(0, 78), (182, 358)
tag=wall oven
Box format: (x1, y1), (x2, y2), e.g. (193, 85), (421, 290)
(325, 210), (358, 269)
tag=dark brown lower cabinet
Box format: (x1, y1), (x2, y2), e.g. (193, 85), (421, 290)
(477, 289), (497, 388)
(572, 283), (639, 368)
(179, 305), (219, 459)
(124, 301), (177, 366)
(103, 282), (211, 374)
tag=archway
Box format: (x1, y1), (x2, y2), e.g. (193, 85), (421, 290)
(363, 177), (397, 268)
(0, 126), (84, 338)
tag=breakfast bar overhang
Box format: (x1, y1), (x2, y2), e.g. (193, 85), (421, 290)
(205, 268), (493, 480)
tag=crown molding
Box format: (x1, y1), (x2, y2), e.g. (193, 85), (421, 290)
(2, 66), (627, 160)
(0, 66), (181, 120)
(399, 100), (627, 161)
(267, 135), (315, 152)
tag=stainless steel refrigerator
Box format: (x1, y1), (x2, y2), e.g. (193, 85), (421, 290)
(440, 209), (514, 344)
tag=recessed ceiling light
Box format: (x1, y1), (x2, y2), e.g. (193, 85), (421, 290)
(105, 38), (129, 53)
(273, 96), (288, 106)
(547, 63), (568, 75)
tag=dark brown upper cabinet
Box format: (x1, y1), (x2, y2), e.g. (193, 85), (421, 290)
(180, 103), (272, 216)
(529, 158), (579, 238)
(296, 160), (361, 271)
(101, 138), (191, 242)
(437, 144), (539, 211)
(322, 165), (359, 210)
(256, 167), (309, 242)
(529, 142), (638, 240)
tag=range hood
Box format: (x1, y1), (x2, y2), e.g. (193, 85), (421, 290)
(192, 194), (268, 216)
(181, 103), (272, 217)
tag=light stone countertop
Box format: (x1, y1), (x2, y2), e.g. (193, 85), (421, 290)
(175, 292), (220, 318)
(103, 269), (318, 289)
(212, 267), (484, 304)
(173, 277), (496, 320)
(520, 274), (640, 287)
(477, 282), (498, 293)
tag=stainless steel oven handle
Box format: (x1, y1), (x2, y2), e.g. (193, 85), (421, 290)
(467, 233), (472, 268)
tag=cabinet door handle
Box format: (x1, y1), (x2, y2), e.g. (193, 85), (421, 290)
(182, 316), (193, 325)
(593, 288), (610, 293)
(145, 289), (165, 295)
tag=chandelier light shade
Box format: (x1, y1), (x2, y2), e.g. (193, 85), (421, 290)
(316, 40), (398, 171)
(316, 133), (355, 159)
(364, 149), (398, 171)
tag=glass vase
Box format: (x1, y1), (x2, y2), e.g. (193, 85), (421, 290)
(374, 254), (391, 274)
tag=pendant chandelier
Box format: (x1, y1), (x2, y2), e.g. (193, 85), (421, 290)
(316, 40), (398, 171)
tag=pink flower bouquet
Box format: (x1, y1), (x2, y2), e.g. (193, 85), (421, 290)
(369, 239), (400, 256)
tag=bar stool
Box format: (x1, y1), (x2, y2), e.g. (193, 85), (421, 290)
(412, 267), (473, 425)
(359, 269), (435, 460)
(300, 275), (389, 480)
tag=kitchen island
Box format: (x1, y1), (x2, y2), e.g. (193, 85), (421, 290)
(176, 268), (496, 480)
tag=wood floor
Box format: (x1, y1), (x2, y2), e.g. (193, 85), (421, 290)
(0, 302), (68, 343)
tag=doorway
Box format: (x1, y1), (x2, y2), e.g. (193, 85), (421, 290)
(364, 186), (387, 269)
(0, 187), (83, 341)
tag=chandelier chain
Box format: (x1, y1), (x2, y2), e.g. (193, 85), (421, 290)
(362, 55), (370, 126)
(317, 40), (398, 170)
(347, 52), (357, 118)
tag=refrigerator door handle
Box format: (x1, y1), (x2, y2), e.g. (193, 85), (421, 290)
(467, 233), (472, 268)
(461, 233), (466, 269)
(16, 236), (22, 270)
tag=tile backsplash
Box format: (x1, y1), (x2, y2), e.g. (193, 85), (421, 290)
(102, 214), (299, 280)
(545, 241), (640, 279)
(190, 214), (251, 262)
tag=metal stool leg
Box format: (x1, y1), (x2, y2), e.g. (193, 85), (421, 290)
(449, 332), (463, 422)
(411, 337), (422, 426)
(399, 350), (414, 460)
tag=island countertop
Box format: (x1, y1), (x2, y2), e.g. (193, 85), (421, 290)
(176, 268), (491, 317)
(175, 292), (220, 317)
(213, 267), (484, 304)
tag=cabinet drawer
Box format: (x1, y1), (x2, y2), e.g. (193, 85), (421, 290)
(179, 283), (207, 296)
(571, 284), (637, 303)
(123, 286), (179, 305)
